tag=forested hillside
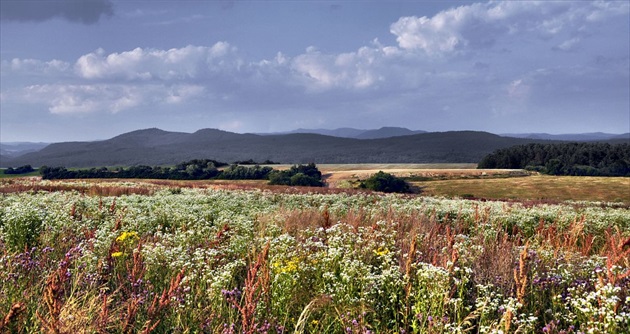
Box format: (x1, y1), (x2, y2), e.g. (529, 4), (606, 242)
(478, 142), (630, 176)
(4, 129), (556, 167)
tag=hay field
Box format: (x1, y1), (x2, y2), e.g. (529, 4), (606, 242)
(315, 164), (629, 204)
(415, 175), (630, 203)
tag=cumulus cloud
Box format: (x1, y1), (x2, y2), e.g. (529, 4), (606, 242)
(389, 1), (629, 56)
(0, 0), (113, 24)
(19, 84), (146, 114)
(16, 83), (205, 115)
(74, 43), (238, 80)
(1, 1), (627, 135)
(1, 58), (70, 75)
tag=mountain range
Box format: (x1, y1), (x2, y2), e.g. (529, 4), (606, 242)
(264, 126), (427, 139)
(1, 127), (628, 168)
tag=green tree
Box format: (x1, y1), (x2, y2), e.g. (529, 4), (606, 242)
(268, 163), (324, 187)
(360, 171), (410, 193)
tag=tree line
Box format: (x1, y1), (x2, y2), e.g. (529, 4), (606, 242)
(478, 142), (630, 176)
(39, 160), (324, 186)
(3, 165), (35, 175)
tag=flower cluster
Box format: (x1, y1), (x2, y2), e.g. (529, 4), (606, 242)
(0, 179), (628, 333)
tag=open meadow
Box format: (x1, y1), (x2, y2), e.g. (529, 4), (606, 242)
(315, 164), (630, 204)
(1, 169), (629, 333)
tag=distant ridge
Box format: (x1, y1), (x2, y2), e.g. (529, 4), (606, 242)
(1, 142), (50, 157)
(264, 126), (426, 139)
(500, 132), (626, 142)
(278, 128), (367, 138)
(355, 127), (427, 139)
(3, 128), (565, 168)
(0, 154), (12, 166)
(3, 128), (628, 168)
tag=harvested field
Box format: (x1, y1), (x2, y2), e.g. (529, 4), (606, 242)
(414, 175), (630, 204)
(316, 163), (527, 187)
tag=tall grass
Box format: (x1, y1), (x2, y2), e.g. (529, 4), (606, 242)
(0, 180), (628, 333)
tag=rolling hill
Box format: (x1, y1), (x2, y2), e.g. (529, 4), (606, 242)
(500, 132), (628, 141)
(3, 128), (568, 168)
(266, 126), (426, 139)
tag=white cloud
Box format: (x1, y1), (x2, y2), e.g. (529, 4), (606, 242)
(389, 1), (629, 56)
(554, 37), (581, 52)
(507, 79), (530, 100)
(291, 45), (390, 91)
(165, 85), (205, 104)
(1, 58), (70, 75)
(16, 84), (194, 114)
(74, 42), (238, 80)
(1, 1), (627, 136)
(20, 84), (144, 114)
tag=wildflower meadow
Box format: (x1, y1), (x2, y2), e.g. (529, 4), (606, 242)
(1, 179), (629, 333)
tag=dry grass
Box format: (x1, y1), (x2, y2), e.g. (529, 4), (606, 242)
(414, 175), (630, 204)
(2, 164), (627, 204)
(1, 181), (628, 332)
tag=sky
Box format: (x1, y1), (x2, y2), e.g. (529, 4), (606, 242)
(1, 0), (629, 143)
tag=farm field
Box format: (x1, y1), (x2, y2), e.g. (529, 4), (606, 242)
(414, 175), (630, 204)
(1, 177), (629, 333)
(2, 163), (628, 204)
(315, 164), (629, 204)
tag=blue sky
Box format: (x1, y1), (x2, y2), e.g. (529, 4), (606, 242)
(1, 0), (629, 142)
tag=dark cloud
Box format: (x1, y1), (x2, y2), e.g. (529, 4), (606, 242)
(0, 0), (113, 24)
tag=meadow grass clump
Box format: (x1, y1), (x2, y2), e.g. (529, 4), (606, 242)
(0, 179), (628, 333)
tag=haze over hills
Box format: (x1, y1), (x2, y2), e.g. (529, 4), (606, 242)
(501, 132), (630, 142)
(1, 142), (50, 157)
(270, 127), (427, 139)
(1, 128), (628, 168)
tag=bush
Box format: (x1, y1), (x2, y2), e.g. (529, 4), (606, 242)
(268, 163), (324, 187)
(360, 171), (410, 193)
(4, 165), (35, 175)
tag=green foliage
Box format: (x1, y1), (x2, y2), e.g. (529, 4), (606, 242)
(40, 159), (273, 181)
(232, 159), (279, 165)
(0, 182), (629, 332)
(218, 164), (273, 180)
(360, 171), (410, 193)
(4, 165), (35, 175)
(478, 142), (630, 176)
(1, 201), (45, 252)
(268, 163), (324, 187)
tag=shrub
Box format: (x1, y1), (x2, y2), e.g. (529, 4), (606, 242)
(360, 171), (410, 193)
(268, 163), (324, 187)
(4, 165), (35, 175)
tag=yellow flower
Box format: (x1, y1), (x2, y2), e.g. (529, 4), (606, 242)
(374, 247), (389, 256)
(111, 251), (124, 258)
(273, 256), (300, 274)
(116, 231), (139, 243)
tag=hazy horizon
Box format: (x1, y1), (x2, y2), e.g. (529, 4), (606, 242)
(1, 126), (628, 146)
(2, 0), (629, 142)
